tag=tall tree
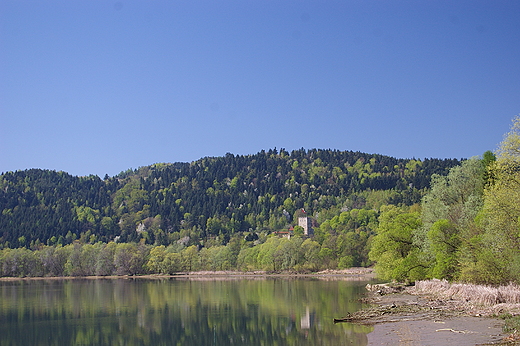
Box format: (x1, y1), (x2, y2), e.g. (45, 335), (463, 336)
(418, 157), (485, 280)
(474, 116), (520, 284)
(368, 206), (425, 282)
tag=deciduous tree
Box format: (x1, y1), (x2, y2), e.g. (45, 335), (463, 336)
(369, 206), (425, 282)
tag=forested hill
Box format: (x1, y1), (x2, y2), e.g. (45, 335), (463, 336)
(0, 148), (460, 248)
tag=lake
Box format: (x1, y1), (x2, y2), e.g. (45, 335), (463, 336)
(0, 276), (377, 345)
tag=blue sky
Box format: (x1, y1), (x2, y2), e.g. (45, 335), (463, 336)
(1, 1), (519, 177)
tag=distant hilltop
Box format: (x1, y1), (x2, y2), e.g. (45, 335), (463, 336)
(0, 148), (461, 248)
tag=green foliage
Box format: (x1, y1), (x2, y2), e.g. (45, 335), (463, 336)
(293, 225), (304, 237)
(0, 170), (114, 246)
(418, 157), (486, 280)
(468, 116), (520, 284)
(146, 245), (167, 273)
(405, 116), (520, 285)
(338, 255), (354, 269)
(427, 219), (460, 280)
(0, 247), (41, 277)
(2, 123), (517, 285)
(500, 314), (520, 335)
(0, 148), (473, 279)
(369, 206), (426, 282)
(0, 150), (459, 247)
(113, 242), (150, 275)
(459, 244), (510, 285)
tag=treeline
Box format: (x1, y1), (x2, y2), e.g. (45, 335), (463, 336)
(0, 236), (361, 277)
(0, 149), (460, 248)
(2, 116), (519, 284)
(0, 203), (378, 277)
(369, 116), (520, 285)
(0, 171), (114, 247)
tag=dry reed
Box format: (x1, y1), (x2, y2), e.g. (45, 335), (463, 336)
(413, 279), (520, 306)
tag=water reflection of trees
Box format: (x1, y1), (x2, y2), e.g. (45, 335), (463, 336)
(0, 278), (373, 345)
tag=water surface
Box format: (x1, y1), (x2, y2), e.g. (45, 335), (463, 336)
(0, 277), (375, 345)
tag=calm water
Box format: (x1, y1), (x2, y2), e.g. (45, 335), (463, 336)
(0, 277), (376, 345)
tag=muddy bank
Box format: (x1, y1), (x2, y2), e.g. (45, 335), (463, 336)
(335, 282), (520, 345)
(367, 316), (506, 346)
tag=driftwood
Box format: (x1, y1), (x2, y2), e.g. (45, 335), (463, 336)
(333, 282), (456, 324)
(333, 303), (409, 324)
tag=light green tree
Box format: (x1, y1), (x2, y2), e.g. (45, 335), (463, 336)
(419, 157), (485, 280)
(300, 238), (321, 271)
(293, 225), (304, 237)
(180, 245), (199, 272)
(96, 242), (116, 276)
(163, 252), (182, 274)
(427, 219), (460, 280)
(147, 245), (167, 273)
(472, 116), (520, 284)
(237, 245), (261, 271)
(369, 205), (425, 282)
(257, 237), (279, 271)
(114, 242), (149, 275)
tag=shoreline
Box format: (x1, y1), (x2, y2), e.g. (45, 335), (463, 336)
(336, 281), (520, 345)
(0, 267), (376, 281)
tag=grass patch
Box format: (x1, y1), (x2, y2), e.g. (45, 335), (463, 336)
(500, 313), (520, 334)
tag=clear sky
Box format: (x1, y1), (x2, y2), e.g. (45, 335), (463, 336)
(1, 1), (519, 177)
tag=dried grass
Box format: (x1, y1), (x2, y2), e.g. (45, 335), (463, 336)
(412, 279), (520, 306)
(487, 303), (520, 316)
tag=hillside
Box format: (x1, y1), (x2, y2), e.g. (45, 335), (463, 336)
(0, 148), (461, 248)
